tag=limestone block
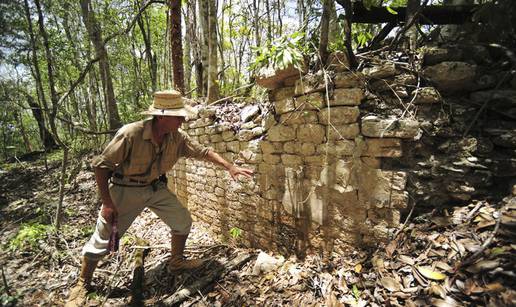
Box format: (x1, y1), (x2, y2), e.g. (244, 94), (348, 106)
(331, 88), (364, 106)
(189, 118), (214, 128)
(238, 127), (265, 141)
(227, 141), (240, 153)
(297, 124), (325, 144)
(260, 141), (283, 154)
(361, 157), (381, 169)
(295, 73), (326, 95)
(214, 142), (226, 152)
(206, 168), (216, 177)
(222, 152), (235, 162)
(271, 86), (295, 101)
(362, 62), (396, 79)
(282, 154), (302, 165)
(327, 123), (360, 141)
(358, 169), (408, 209)
(413, 87), (441, 104)
(283, 142), (300, 154)
(262, 113), (276, 130)
(240, 139), (261, 152)
(367, 209), (401, 227)
(300, 143), (315, 156)
(364, 138), (402, 157)
(308, 185), (325, 225)
(240, 105), (260, 122)
(320, 159), (355, 194)
(239, 150), (262, 164)
(282, 166), (304, 216)
(361, 116), (420, 139)
(280, 111), (318, 125)
(318, 107), (360, 125)
(263, 154), (281, 164)
(294, 92), (325, 110)
(256, 65), (302, 90)
(422, 46), (463, 66)
(423, 61), (477, 92)
(304, 156), (325, 165)
(264, 187), (280, 200)
(327, 51), (350, 70)
(222, 130), (236, 141)
(199, 107), (217, 118)
(214, 187), (225, 196)
(267, 125), (296, 141)
(316, 140), (355, 157)
(275, 98), (296, 114)
(241, 122), (258, 130)
(210, 134), (223, 143)
(198, 135), (209, 144)
(334, 72), (364, 88)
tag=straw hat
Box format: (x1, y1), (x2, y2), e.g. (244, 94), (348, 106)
(142, 90), (195, 119)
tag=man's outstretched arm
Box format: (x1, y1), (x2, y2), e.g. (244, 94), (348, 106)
(204, 150), (254, 180)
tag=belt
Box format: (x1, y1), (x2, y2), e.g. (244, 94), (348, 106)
(110, 173), (167, 191)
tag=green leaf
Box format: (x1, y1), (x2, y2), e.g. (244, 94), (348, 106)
(386, 6), (398, 15)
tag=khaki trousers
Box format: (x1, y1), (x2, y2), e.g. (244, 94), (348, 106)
(82, 181), (192, 260)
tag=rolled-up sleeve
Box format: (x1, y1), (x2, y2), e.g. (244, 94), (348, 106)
(92, 130), (131, 170)
(179, 131), (210, 160)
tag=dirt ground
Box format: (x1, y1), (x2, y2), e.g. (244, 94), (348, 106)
(0, 155), (515, 306)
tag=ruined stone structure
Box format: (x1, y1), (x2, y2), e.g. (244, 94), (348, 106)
(169, 45), (516, 257)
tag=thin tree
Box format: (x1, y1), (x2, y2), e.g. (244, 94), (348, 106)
(206, 0), (220, 102)
(169, 0), (185, 93)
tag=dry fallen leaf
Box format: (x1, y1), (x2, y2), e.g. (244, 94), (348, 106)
(429, 282), (447, 299)
(354, 263), (362, 273)
(417, 266), (447, 281)
(465, 259), (500, 273)
(381, 277), (402, 292)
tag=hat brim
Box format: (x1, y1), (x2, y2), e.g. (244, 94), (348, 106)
(141, 104), (196, 120)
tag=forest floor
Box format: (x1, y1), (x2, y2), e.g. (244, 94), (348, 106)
(0, 153), (515, 306)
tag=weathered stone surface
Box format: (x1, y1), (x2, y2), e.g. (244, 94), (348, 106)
(294, 73), (326, 95)
(198, 135), (210, 144)
(240, 105), (260, 122)
(330, 88), (364, 106)
(190, 118), (214, 128)
(256, 65), (302, 90)
(318, 107), (360, 125)
(260, 141), (283, 154)
(241, 121), (258, 130)
(227, 141), (240, 153)
(263, 154), (281, 164)
(361, 116), (420, 139)
(283, 142), (299, 154)
(364, 138), (402, 157)
(210, 134), (223, 143)
(280, 111), (318, 125)
(222, 130), (236, 141)
(271, 86), (295, 101)
(413, 87), (441, 104)
(199, 106), (217, 118)
(358, 169), (408, 209)
(238, 127), (264, 141)
(327, 51), (350, 72)
(422, 46), (463, 66)
(304, 155), (325, 165)
(300, 143), (316, 156)
(423, 61), (477, 92)
(281, 166), (304, 216)
(327, 124), (360, 140)
(320, 159), (354, 194)
(362, 62), (396, 79)
(470, 90), (516, 106)
(334, 72), (364, 88)
(267, 125), (296, 141)
(316, 140), (355, 156)
(297, 124), (326, 144)
(275, 98), (296, 114)
(294, 92), (325, 110)
(282, 154), (302, 165)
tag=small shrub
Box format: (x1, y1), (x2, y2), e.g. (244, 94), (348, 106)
(8, 223), (52, 251)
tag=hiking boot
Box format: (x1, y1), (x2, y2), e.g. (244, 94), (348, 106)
(168, 255), (205, 271)
(65, 257), (98, 307)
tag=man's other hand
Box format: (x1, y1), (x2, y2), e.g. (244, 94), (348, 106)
(229, 165), (254, 181)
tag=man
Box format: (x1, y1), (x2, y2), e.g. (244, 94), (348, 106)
(66, 90), (253, 306)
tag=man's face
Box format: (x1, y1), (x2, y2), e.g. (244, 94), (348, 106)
(157, 115), (185, 132)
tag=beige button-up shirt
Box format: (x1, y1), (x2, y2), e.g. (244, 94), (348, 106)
(92, 118), (209, 183)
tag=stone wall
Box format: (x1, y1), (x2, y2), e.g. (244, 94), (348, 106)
(169, 44), (516, 257)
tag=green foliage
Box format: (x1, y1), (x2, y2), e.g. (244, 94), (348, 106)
(229, 227), (242, 239)
(352, 284), (360, 302)
(8, 222), (53, 251)
(251, 32), (306, 71)
(0, 292), (19, 307)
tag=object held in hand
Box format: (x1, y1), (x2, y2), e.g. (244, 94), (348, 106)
(108, 223), (120, 252)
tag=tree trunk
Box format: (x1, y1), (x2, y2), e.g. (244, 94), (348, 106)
(183, 2), (193, 95)
(319, 0), (331, 65)
(199, 0), (209, 97)
(169, 0), (185, 93)
(206, 0), (219, 103)
(26, 95), (56, 150)
(80, 0), (122, 130)
(405, 0), (420, 50)
(137, 1), (157, 93)
(22, 0), (57, 150)
(14, 111), (32, 152)
(341, 0), (357, 69)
